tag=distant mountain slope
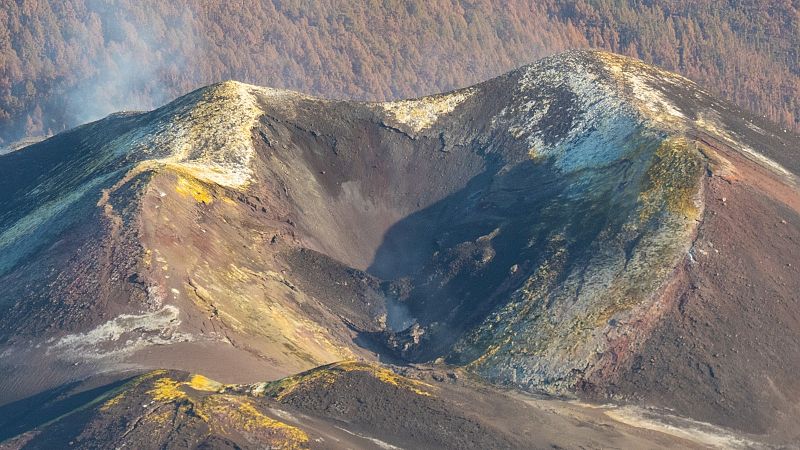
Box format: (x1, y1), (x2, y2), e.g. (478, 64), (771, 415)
(1, 51), (799, 447)
(1, 0), (797, 146)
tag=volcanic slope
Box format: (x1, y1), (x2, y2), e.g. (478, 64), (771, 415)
(0, 50), (799, 446)
(0, 362), (757, 449)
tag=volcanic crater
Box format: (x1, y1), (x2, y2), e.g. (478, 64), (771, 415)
(1, 50), (799, 447)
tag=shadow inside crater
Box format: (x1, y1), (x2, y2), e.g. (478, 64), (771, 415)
(364, 136), (661, 363)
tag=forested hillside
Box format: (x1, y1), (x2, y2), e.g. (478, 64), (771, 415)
(1, 0), (797, 144)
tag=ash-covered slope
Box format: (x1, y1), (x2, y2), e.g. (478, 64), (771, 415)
(1, 50), (799, 445)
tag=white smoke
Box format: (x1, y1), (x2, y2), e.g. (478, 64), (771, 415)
(64, 2), (200, 126)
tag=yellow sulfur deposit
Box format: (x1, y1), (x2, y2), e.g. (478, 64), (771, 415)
(149, 376), (188, 402)
(174, 175), (213, 204)
(259, 361), (433, 400)
(187, 374), (224, 392)
(139, 372), (308, 449)
(203, 395), (309, 446)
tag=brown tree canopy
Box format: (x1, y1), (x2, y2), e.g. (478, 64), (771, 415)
(1, 0), (798, 144)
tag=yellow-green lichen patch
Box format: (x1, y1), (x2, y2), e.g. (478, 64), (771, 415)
(563, 140), (704, 338)
(201, 395), (309, 448)
(100, 370), (167, 412)
(99, 392), (126, 412)
(257, 361), (434, 400)
(570, 139), (702, 333)
(638, 137), (704, 223)
(141, 375), (213, 426)
(367, 364), (434, 397)
(135, 377), (309, 447)
(257, 365), (338, 401)
(147, 373), (226, 403)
